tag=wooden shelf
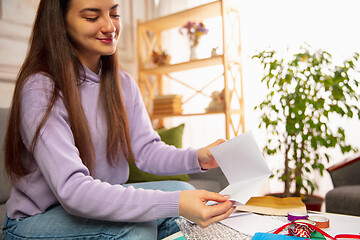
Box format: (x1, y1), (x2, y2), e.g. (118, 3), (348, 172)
(151, 109), (242, 119)
(141, 56), (223, 75)
(137, 0), (245, 138)
(139, 1), (221, 32)
(152, 111), (224, 119)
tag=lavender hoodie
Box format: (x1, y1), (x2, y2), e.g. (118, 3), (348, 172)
(6, 66), (201, 222)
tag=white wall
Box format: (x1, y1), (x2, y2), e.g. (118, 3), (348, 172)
(0, 0), (38, 107)
(118, 0), (153, 78)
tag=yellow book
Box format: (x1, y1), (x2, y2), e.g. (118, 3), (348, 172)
(153, 103), (182, 110)
(153, 108), (183, 115)
(236, 196), (307, 216)
(154, 94), (182, 100)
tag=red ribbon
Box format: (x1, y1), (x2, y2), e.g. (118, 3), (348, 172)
(273, 222), (360, 240)
(335, 234), (360, 239)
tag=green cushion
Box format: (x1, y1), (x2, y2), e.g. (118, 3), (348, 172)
(127, 123), (189, 183)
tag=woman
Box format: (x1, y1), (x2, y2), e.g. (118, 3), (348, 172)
(2, 0), (235, 239)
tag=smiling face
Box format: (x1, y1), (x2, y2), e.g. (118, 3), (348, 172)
(65, 0), (121, 72)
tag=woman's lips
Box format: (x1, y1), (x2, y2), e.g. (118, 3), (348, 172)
(98, 38), (114, 44)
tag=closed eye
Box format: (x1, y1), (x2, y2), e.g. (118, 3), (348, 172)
(85, 17), (99, 22)
(111, 14), (120, 19)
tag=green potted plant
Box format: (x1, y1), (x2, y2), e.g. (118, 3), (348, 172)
(253, 44), (360, 208)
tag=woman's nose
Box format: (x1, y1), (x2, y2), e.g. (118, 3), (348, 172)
(101, 16), (116, 33)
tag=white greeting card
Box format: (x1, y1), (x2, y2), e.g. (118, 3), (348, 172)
(209, 131), (271, 205)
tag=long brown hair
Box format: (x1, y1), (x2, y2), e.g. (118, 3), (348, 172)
(4, 0), (134, 182)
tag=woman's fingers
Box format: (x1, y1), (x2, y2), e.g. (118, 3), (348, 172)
(179, 190), (235, 228)
(203, 190), (231, 203)
(206, 139), (226, 149)
(196, 202), (235, 228)
(205, 200), (234, 220)
(197, 139), (226, 170)
(206, 204), (236, 225)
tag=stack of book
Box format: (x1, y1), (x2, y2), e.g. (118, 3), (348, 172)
(153, 95), (183, 115)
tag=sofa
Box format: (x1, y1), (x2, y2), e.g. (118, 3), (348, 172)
(325, 154), (360, 216)
(0, 108), (12, 238)
(0, 107), (228, 237)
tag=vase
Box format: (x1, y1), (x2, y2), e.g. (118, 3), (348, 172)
(189, 45), (198, 60)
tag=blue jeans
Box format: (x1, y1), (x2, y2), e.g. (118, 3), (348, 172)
(2, 180), (194, 240)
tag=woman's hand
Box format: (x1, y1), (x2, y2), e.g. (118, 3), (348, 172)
(179, 190), (235, 228)
(197, 139), (225, 170)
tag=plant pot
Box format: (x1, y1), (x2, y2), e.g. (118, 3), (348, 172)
(266, 193), (324, 212)
(302, 195), (324, 211)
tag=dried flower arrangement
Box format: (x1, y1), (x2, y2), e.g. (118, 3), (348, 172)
(179, 21), (209, 47)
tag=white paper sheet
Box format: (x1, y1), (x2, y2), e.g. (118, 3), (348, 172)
(220, 213), (285, 236)
(209, 131), (271, 205)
